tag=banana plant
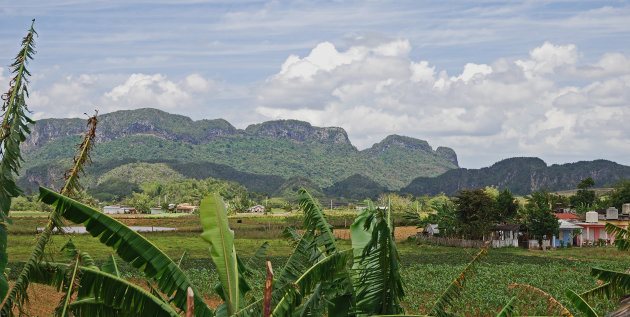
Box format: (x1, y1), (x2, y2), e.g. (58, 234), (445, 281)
(2, 112), (98, 314)
(0, 19), (37, 304)
(36, 187), (213, 316)
(350, 201), (405, 315)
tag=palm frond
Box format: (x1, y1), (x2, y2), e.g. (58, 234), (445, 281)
(59, 111), (98, 197)
(352, 208), (405, 315)
(38, 187), (213, 317)
(101, 254), (120, 277)
(579, 282), (623, 300)
(298, 189), (338, 255)
(0, 19), (37, 306)
(508, 283), (572, 316)
(605, 223), (630, 251)
(69, 298), (126, 317)
(565, 289), (598, 317)
(200, 193), (248, 315)
(272, 249), (353, 316)
(245, 241), (269, 271)
(2, 110), (96, 314)
(76, 267), (178, 317)
(56, 254), (81, 317)
(590, 268), (630, 293)
(0, 19), (37, 218)
(430, 247), (488, 317)
(496, 296), (517, 317)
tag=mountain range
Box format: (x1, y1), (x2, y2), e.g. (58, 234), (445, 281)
(19, 108), (457, 196)
(18, 108), (630, 200)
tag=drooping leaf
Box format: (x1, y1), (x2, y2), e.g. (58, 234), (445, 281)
(430, 247), (488, 317)
(590, 268), (630, 294)
(496, 296), (517, 317)
(38, 187), (212, 317)
(69, 298), (125, 317)
(77, 267), (179, 317)
(565, 289), (598, 317)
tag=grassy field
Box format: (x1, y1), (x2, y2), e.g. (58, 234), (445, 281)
(6, 213), (630, 316)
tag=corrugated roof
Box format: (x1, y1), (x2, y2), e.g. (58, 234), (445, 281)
(554, 213), (579, 220)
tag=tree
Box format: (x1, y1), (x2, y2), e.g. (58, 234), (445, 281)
(495, 189), (518, 220)
(571, 177), (597, 208)
(523, 190), (560, 249)
(605, 179), (630, 211)
(453, 189), (498, 240)
(577, 177), (595, 190)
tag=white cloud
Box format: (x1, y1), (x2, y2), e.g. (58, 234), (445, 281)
(28, 72), (218, 118)
(256, 39), (630, 167)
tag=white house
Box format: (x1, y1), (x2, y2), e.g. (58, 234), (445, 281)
(103, 205), (133, 214)
(247, 205), (265, 213)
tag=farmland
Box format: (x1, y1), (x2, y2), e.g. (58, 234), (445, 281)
(7, 212), (629, 316)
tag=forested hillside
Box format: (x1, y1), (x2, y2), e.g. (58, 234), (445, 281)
(402, 157), (630, 196)
(20, 108), (458, 191)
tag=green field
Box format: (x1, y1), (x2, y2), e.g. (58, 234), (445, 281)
(6, 213), (630, 316)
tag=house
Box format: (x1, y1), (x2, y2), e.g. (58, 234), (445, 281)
(175, 203), (199, 213)
(577, 211), (609, 245)
(490, 224), (520, 248)
(247, 205), (265, 213)
(423, 224), (439, 236)
(103, 205), (134, 214)
(554, 220), (583, 247)
(150, 206), (164, 214)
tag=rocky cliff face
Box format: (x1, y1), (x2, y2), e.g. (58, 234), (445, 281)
(364, 134), (458, 167)
(244, 120), (352, 145)
(23, 108), (239, 153)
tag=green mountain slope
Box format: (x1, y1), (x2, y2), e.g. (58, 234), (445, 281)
(402, 157), (630, 196)
(20, 108), (458, 191)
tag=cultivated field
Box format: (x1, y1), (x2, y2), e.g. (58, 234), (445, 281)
(7, 212), (629, 316)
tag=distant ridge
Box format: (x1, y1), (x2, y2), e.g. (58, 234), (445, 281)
(402, 157), (630, 196)
(20, 108), (458, 191)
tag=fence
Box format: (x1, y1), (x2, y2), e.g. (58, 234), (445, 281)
(415, 235), (487, 248)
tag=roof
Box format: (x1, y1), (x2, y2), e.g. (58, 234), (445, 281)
(494, 224), (521, 231)
(555, 213), (580, 220)
(558, 220), (583, 230)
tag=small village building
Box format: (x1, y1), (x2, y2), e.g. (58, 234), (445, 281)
(554, 220), (583, 247)
(150, 206), (164, 214)
(423, 224), (439, 236)
(490, 224), (520, 248)
(175, 203), (199, 213)
(247, 205), (265, 213)
(103, 205), (134, 214)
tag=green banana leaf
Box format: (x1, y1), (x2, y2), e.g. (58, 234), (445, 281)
(565, 289), (598, 317)
(38, 187), (212, 317)
(200, 193), (249, 315)
(272, 249), (353, 316)
(77, 267), (179, 317)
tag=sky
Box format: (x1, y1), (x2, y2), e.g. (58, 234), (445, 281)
(1, 0), (629, 168)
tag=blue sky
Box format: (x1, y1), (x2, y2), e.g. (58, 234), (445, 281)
(2, 1), (630, 168)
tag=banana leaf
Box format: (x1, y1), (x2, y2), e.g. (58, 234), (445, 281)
(565, 289), (597, 317)
(200, 193), (249, 315)
(38, 187), (212, 317)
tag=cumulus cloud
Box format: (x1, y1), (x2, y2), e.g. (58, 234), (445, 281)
(256, 39), (630, 167)
(28, 72), (217, 119)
